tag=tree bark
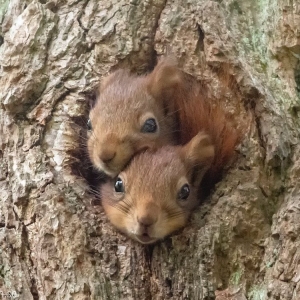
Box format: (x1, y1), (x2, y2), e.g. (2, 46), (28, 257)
(0, 0), (299, 299)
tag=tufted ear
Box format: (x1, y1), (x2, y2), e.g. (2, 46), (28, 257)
(146, 56), (183, 101)
(180, 132), (215, 187)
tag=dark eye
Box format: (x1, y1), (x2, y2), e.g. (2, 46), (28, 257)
(141, 118), (157, 133)
(178, 184), (190, 200)
(114, 177), (125, 193)
(87, 118), (92, 131)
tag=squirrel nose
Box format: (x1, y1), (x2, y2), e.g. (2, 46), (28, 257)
(99, 149), (116, 164)
(138, 215), (157, 227)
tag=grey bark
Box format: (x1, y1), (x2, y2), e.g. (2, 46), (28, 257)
(0, 0), (299, 299)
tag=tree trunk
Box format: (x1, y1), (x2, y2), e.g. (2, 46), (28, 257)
(0, 0), (299, 299)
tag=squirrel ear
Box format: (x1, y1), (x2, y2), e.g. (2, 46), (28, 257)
(146, 56), (183, 100)
(180, 132), (215, 186)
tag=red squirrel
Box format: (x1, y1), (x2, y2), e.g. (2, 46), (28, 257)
(101, 132), (214, 244)
(87, 67), (175, 177)
(88, 58), (240, 243)
(87, 57), (238, 180)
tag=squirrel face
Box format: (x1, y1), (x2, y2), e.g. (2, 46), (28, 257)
(88, 58), (184, 177)
(87, 70), (176, 177)
(101, 132), (215, 244)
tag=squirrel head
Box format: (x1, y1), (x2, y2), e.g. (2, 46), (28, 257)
(101, 132), (215, 244)
(87, 57), (183, 177)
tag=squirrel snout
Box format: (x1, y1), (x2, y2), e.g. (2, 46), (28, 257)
(137, 214), (157, 227)
(99, 149), (116, 164)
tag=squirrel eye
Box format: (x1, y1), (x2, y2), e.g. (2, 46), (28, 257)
(178, 184), (190, 200)
(87, 118), (92, 131)
(114, 177), (125, 193)
(141, 118), (157, 133)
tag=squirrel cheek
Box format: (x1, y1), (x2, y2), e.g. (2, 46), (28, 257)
(102, 202), (129, 234)
(155, 213), (188, 239)
(113, 143), (135, 167)
(134, 139), (160, 153)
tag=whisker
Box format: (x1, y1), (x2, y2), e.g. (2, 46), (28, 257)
(111, 201), (130, 214)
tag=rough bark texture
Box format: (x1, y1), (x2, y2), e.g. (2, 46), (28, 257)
(0, 0), (299, 299)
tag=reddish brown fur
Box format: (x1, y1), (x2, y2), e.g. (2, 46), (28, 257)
(89, 58), (241, 242)
(88, 57), (239, 181)
(146, 58), (240, 187)
(176, 87), (239, 185)
(87, 69), (176, 177)
(101, 133), (215, 244)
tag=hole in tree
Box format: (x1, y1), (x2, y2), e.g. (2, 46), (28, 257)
(69, 89), (108, 205)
